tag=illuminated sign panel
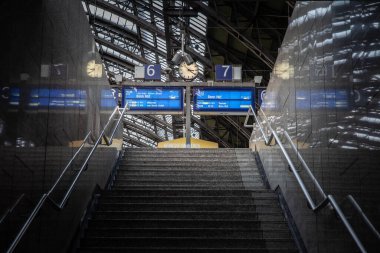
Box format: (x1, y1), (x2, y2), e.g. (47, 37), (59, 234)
(101, 89), (118, 109)
(144, 64), (161, 80)
(122, 87), (183, 114)
(215, 65), (232, 81)
(28, 88), (87, 109)
(193, 87), (254, 115)
(296, 89), (349, 110)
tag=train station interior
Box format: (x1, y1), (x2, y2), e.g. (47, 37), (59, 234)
(0, 0), (379, 252)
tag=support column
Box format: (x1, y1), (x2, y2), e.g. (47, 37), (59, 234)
(185, 85), (191, 148)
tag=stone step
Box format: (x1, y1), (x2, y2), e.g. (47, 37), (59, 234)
(78, 247), (298, 253)
(98, 196), (277, 205)
(115, 175), (261, 181)
(120, 158), (255, 167)
(116, 171), (260, 177)
(111, 186), (262, 191)
(101, 189), (275, 197)
(80, 237), (296, 249)
(124, 154), (253, 158)
(118, 166), (257, 171)
(87, 219), (289, 230)
(96, 203), (281, 212)
(92, 211), (285, 221)
(84, 227), (292, 239)
(122, 158), (254, 162)
(113, 179), (260, 184)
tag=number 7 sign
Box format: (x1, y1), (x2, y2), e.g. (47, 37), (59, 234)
(215, 65), (232, 81)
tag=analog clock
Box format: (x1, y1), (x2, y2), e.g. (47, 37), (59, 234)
(86, 60), (102, 78)
(178, 61), (199, 80)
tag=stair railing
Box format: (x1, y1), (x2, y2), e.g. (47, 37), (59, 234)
(244, 104), (380, 253)
(6, 104), (128, 253)
(0, 194), (25, 225)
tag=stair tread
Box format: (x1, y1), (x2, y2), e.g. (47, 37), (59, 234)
(79, 148), (297, 252)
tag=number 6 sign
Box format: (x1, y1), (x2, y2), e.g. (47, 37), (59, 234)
(144, 64), (161, 80)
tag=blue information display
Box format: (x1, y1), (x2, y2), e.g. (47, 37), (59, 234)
(296, 89), (349, 110)
(144, 64), (161, 80)
(101, 89), (118, 109)
(122, 86), (183, 113)
(215, 65), (232, 81)
(193, 87), (254, 115)
(28, 88), (87, 109)
(9, 87), (21, 107)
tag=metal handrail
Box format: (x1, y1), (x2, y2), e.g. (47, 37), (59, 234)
(0, 194), (25, 225)
(6, 104), (127, 253)
(246, 104), (379, 253)
(346, 195), (380, 240)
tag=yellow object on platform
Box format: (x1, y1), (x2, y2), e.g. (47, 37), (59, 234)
(157, 138), (218, 149)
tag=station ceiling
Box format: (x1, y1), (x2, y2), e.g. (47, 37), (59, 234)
(82, 0), (294, 148)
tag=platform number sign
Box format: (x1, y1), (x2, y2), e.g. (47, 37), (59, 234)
(215, 65), (232, 81)
(144, 64), (161, 80)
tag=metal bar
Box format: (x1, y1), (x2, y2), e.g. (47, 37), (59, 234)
(6, 104), (125, 252)
(254, 107), (316, 208)
(47, 132), (92, 196)
(249, 106), (269, 144)
(252, 105), (371, 253)
(185, 86), (191, 148)
(58, 107), (121, 208)
(122, 81), (255, 87)
(282, 131), (327, 199)
(328, 195), (367, 253)
(347, 195), (380, 240)
(108, 104), (129, 144)
(6, 194), (49, 253)
(268, 122), (316, 209)
(0, 194), (25, 225)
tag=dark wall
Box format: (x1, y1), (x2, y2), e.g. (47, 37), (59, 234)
(253, 1), (380, 253)
(0, 0), (119, 252)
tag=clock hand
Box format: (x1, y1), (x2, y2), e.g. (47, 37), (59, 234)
(185, 66), (197, 74)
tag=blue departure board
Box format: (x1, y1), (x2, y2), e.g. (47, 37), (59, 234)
(101, 89), (118, 109)
(193, 87), (254, 115)
(28, 88), (87, 109)
(122, 87), (183, 114)
(296, 89), (349, 110)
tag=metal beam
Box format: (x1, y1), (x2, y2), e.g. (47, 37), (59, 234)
(101, 53), (135, 71)
(95, 37), (150, 64)
(192, 116), (231, 148)
(123, 134), (152, 147)
(89, 16), (167, 59)
(124, 118), (166, 142)
(135, 115), (173, 133)
(188, 1), (275, 69)
(87, 0), (166, 37)
(121, 81), (255, 87)
(222, 116), (251, 140)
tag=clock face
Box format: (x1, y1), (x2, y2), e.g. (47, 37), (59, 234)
(178, 61), (199, 80)
(86, 60), (102, 78)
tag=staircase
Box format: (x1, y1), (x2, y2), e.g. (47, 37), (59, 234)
(77, 148), (298, 252)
